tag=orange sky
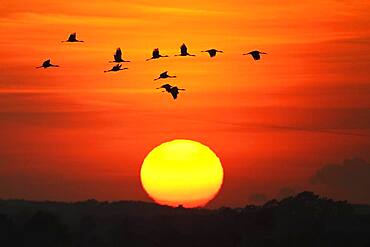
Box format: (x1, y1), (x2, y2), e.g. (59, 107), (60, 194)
(0, 0), (369, 207)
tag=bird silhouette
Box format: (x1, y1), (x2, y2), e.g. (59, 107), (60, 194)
(146, 48), (168, 61)
(156, 84), (185, 100)
(168, 86), (185, 99)
(36, 59), (59, 69)
(175, 43), (195, 57)
(110, 48), (130, 63)
(104, 64), (128, 73)
(243, 50), (267, 60)
(157, 84), (172, 92)
(154, 71), (177, 81)
(202, 49), (223, 58)
(62, 33), (84, 42)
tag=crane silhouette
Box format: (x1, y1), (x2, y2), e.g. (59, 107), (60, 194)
(157, 84), (172, 92)
(156, 84), (185, 100)
(36, 59), (59, 69)
(175, 43), (195, 57)
(110, 48), (130, 63)
(104, 64), (128, 73)
(202, 49), (223, 58)
(154, 71), (177, 81)
(243, 50), (267, 60)
(62, 33), (84, 43)
(146, 48), (168, 61)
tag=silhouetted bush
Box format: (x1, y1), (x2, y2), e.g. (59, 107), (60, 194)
(0, 192), (369, 247)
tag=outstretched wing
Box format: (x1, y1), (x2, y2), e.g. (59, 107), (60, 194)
(112, 64), (120, 70)
(43, 59), (51, 66)
(153, 48), (159, 58)
(68, 33), (76, 41)
(180, 44), (187, 55)
(252, 52), (260, 60)
(170, 88), (179, 99)
(209, 49), (217, 57)
(114, 48), (122, 61)
(161, 84), (172, 92)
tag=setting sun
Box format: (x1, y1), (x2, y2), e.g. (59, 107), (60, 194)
(140, 139), (224, 208)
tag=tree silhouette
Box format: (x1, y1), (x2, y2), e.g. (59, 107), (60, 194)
(0, 192), (369, 247)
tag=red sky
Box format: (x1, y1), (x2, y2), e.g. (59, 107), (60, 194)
(0, 0), (369, 207)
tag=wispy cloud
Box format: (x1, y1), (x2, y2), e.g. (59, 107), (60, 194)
(0, 12), (149, 27)
(135, 4), (235, 16)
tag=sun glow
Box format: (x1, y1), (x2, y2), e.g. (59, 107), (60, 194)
(140, 139), (224, 208)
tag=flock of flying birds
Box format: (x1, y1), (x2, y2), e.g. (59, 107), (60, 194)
(36, 33), (267, 100)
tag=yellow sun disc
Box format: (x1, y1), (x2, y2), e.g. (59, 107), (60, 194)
(140, 139), (224, 208)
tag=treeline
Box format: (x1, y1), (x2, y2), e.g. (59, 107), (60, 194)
(1, 191), (370, 247)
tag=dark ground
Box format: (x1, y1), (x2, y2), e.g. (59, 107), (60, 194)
(1, 191), (370, 247)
